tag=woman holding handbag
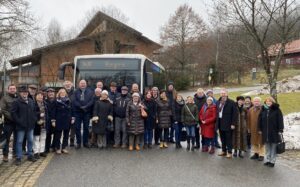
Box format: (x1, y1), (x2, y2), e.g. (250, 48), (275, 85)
(258, 97), (284, 167)
(181, 96), (199, 151)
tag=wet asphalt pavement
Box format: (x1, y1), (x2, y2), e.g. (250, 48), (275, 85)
(35, 146), (300, 187)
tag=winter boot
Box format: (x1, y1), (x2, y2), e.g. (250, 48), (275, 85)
(160, 142), (164, 148)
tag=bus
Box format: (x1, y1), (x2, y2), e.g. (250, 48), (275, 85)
(58, 54), (165, 93)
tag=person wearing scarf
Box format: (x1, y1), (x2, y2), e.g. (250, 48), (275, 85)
(232, 96), (247, 158)
(33, 92), (47, 159)
(258, 97), (284, 167)
(53, 89), (74, 154)
(247, 97), (265, 161)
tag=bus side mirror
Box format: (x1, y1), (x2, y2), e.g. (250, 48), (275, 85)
(146, 72), (153, 86)
(58, 62), (73, 80)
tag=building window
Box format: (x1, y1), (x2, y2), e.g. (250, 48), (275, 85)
(95, 40), (103, 53)
(114, 40), (121, 54)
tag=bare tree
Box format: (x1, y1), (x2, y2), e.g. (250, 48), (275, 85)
(160, 4), (207, 72)
(214, 0), (300, 101)
(46, 18), (64, 45)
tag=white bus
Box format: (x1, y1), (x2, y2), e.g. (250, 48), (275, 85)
(58, 54), (165, 93)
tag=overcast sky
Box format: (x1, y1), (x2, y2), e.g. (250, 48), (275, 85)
(28, 0), (211, 43)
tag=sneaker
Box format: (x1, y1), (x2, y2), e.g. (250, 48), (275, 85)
(62, 149), (69, 154)
(264, 162), (270, 166)
(27, 156), (37, 162)
(15, 158), (22, 166)
(56, 150), (62, 154)
(226, 153), (233, 159)
(258, 156), (264, 161)
(250, 153), (259, 160)
(2, 155), (8, 162)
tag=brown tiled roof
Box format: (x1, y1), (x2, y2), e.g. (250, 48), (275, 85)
(268, 39), (300, 56)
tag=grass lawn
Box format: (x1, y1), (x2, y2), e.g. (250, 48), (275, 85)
(214, 91), (300, 115)
(225, 68), (300, 87)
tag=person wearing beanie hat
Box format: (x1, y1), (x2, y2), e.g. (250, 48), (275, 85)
(92, 89), (113, 149)
(199, 95), (217, 154)
(157, 90), (172, 148)
(126, 91), (145, 151)
(232, 96), (247, 158)
(113, 86), (131, 148)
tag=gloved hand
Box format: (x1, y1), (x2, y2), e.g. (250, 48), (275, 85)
(91, 116), (99, 123)
(51, 120), (56, 127)
(108, 115), (113, 122)
(71, 117), (75, 124)
(40, 113), (45, 118)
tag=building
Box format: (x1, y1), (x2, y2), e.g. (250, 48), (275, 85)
(8, 11), (161, 87)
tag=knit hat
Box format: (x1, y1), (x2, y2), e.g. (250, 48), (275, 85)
(167, 81), (174, 87)
(207, 96), (214, 101)
(206, 89), (213, 95)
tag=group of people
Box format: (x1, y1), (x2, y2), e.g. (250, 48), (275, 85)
(0, 80), (284, 168)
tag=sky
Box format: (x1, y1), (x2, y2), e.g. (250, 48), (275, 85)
(27, 0), (212, 43)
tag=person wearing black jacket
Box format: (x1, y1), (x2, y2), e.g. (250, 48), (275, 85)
(194, 88), (207, 149)
(173, 95), (185, 148)
(0, 84), (18, 162)
(216, 89), (238, 158)
(63, 80), (75, 147)
(12, 86), (38, 166)
(166, 82), (177, 144)
(45, 88), (56, 153)
(113, 86), (131, 148)
(258, 97), (284, 168)
(143, 90), (157, 149)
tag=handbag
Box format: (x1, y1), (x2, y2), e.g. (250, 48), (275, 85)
(180, 126), (187, 142)
(276, 133), (285, 154)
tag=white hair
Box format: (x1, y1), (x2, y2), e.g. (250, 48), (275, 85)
(253, 97), (262, 102)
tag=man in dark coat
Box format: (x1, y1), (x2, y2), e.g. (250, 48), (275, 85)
(12, 86), (38, 165)
(45, 88), (56, 153)
(0, 84), (18, 162)
(113, 86), (131, 148)
(216, 89), (238, 158)
(193, 88), (207, 149)
(73, 80), (94, 149)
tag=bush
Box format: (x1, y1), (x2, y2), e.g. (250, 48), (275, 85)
(174, 75), (190, 91)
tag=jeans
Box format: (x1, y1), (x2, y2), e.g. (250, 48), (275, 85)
(114, 117), (127, 146)
(174, 122), (183, 144)
(220, 130), (233, 154)
(186, 125), (196, 137)
(265, 143), (277, 164)
(144, 129), (153, 144)
(74, 112), (91, 145)
(54, 129), (69, 150)
(2, 122), (17, 156)
(160, 128), (169, 142)
(16, 129), (34, 159)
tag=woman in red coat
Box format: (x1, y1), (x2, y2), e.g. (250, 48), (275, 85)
(199, 97), (217, 154)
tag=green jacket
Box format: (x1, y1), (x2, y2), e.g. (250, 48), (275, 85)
(181, 103), (199, 126)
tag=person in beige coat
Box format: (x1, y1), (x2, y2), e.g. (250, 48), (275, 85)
(247, 97), (264, 161)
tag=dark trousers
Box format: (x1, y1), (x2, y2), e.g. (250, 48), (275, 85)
(54, 129), (69, 150)
(174, 123), (183, 144)
(220, 130), (233, 154)
(160, 128), (169, 142)
(45, 126), (55, 152)
(195, 126), (200, 147)
(2, 122), (17, 156)
(154, 127), (161, 144)
(203, 137), (214, 147)
(74, 112), (90, 145)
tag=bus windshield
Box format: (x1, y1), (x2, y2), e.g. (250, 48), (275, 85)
(75, 58), (141, 88)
